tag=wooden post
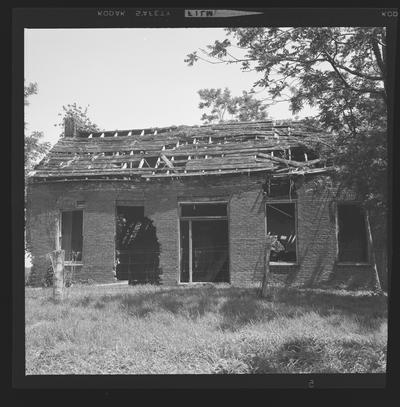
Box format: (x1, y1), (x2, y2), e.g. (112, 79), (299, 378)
(261, 235), (272, 298)
(49, 249), (65, 301)
(189, 220), (193, 283)
(365, 212), (382, 293)
(55, 214), (61, 251)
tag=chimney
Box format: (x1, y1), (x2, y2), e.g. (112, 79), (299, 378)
(64, 116), (77, 137)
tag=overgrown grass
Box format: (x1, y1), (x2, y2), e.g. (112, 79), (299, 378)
(25, 284), (387, 375)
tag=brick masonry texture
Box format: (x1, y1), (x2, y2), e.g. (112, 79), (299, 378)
(26, 174), (375, 289)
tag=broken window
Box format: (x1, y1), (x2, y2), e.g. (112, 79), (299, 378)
(337, 203), (368, 263)
(115, 206), (161, 284)
(266, 203), (297, 263)
(263, 178), (297, 198)
(179, 203), (229, 283)
(61, 210), (83, 262)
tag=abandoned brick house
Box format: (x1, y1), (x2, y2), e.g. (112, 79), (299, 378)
(26, 119), (379, 289)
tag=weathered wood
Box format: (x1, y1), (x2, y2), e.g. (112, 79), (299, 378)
(257, 153), (305, 167)
(160, 154), (175, 169)
(142, 166), (277, 178)
(271, 166), (334, 177)
(187, 161), (275, 171)
(49, 249), (65, 301)
(261, 235), (273, 298)
(55, 215), (60, 251)
(32, 120), (334, 180)
(365, 212), (382, 292)
(256, 157), (322, 167)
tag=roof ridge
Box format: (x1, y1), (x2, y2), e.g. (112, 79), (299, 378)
(77, 119), (311, 137)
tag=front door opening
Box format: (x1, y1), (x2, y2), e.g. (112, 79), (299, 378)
(115, 206), (160, 284)
(179, 203), (229, 283)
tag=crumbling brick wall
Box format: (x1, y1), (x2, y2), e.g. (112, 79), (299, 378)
(26, 174), (375, 289)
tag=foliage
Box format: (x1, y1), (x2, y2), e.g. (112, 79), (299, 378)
(43, 265), (54, 287)
(115, 215), (161, 284)
(55, 102), (100, 137)
(186, 27), (387, 210)
(25, 131), (50, 177)
(24, 82), (38, 105)
(24, 82), (51, 177)
(198, 87), (267, 123)
(236, 90), (268, 122)
(42, 252), (78, 288)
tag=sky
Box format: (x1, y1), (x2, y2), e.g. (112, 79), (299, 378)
(25, 28), (317, 146)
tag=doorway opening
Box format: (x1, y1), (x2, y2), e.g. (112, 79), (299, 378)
(179, 203), (229, 283)
(115, 206), (161, 284)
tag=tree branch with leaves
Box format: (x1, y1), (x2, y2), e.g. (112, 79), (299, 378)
(198, 87), (268, 124)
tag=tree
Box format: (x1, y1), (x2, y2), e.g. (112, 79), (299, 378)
(25, 82), (51, 276)
(236, 90), (268, 122)
(24, 82), (50, 177)
(198, 88), (238, 123)
(186, 27), (388, 289)
(198, 87), (267, 123)
(55, 102), (100, 136)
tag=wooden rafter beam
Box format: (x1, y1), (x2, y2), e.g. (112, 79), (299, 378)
(257, 153), (322, 168)
(141, 166), (276, 178)
(271, 166), (334, 178)
(160, 154), (175, 170)
(257, 153), (303, 167)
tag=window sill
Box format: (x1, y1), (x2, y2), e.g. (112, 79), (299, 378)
(177, 281), (231, 285)
(64, 261), (83, 266)
(336, 262), (370, 266)
(270, 262), (298, 266)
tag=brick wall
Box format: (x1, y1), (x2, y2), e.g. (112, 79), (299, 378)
(26, 174), (375, 289)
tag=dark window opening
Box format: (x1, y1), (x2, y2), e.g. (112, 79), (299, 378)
(263, 179), (297, 198)
(180, 219), (229, 283)
(272, 150), (286, 159)
(266, 203), (297, 262)
(181, 203), (227, 217)
(115, 206), (161, 284)
(144, 157), (158, 168)
(289, 148), (304, 161)
(180, 221), (190, 283)
(337, 204), (368, 263)
(61, 210), (83, 262)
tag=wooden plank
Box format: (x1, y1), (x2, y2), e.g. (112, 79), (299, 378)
(365, 211), (382, 291)
(257, 153), (305, 167)
(271, 166), (334, 177)
(187, 161), (274, 171)
(34, 118), (333, 180)
(32, 168), (155, 177)
(160, 154), (175, 169)
(142, 166), (277, 178)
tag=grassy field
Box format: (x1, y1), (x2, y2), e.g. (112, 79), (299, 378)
(25, 284), (387, 375)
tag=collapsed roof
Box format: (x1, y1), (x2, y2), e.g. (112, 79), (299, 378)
(30, 120), (335, 182)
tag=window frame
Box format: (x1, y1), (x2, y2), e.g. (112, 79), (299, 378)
(179, 201), (228, 220)
(59, 209), (84, 266)
(177, 201), (229, 284)
(265, 200), (298, 266)
(335, 201), (370, 265)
